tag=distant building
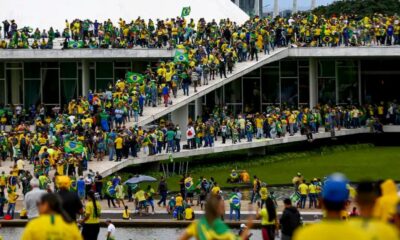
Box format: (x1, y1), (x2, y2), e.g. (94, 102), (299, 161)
(232, 0), (263, 17)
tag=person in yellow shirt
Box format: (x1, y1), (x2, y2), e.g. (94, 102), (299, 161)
(21, 193), (82, 240)
(122, 205), (131, 220)
(80, 190), (101, 240)
(114, 135), (123, 162)
(175, 193), (184, 220)
(211, 182), (221, 195)
(256, 197), (278, 240)
(293, 173), (369, 240)
(184, 204), (195, 220)
(350, 181), (398, 240)
(298, 181), (309, 209)
(259, 183), (268, 208)
(373, 179), (399, 222)
(135, 187), (147, 216)
(308, 181), (317, 208)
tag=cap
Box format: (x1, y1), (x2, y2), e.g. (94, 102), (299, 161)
(57, 176), (71, 189)
(322, 173), (349, 202)
(240, 224), (247, 229)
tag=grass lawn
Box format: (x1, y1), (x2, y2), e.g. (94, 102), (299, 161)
(115, 145), (400, 192)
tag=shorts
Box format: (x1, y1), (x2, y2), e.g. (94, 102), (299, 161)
(115, 118), (123, 124)
(147, 199), (154, 207)
(186, 192), (194, 198)
(139, 200), (147, 208)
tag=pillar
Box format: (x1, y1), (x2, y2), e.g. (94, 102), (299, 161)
(273, 0), (279, 18)
(171, 104), (189, 140)
(82, 59), (90, 97)
(254, 0), (260, 16)
(11, 69), (22, 104)
(194, 98), (202, 120)
(309, 58), (318, 108)
(293, 0), (298, 14)
(234, 0), (240, 6)
(311, 0), (317, 10)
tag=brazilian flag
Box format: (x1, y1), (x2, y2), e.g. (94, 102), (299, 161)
(68, 40), (84, 49)
(126, 72), (144, 84)
(64, 141), (84, 153)
(174, 51), (189, 63)
(181, 6), (191, 17)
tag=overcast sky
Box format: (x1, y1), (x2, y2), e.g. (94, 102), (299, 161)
(263, 0), (334, 11)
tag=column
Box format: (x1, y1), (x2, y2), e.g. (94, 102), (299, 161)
(254, 0), (260, 16)
(311, 0), (317, 10)
(273, 0), (279, 17)
(293, 0), (298, 14)
(194, 98), (202, 119)
(309, 58), (318, 108)
(234, 0), (240, 6)
(171, 104), (189, 140)
(11, 69), (22, 104)
(82, 59), (89, 97)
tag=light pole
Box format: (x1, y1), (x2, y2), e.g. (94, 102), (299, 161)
(273, 0), (279, 17)
(293, 0), (298, 14)
(311, 0), (317, 10)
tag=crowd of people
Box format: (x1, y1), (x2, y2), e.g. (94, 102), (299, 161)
(2, 13), (400, 50)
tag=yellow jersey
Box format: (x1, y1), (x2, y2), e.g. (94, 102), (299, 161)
(293, 220), (370, 240)
(349, 218), (399, 240)
(21, 214), (82, 240)
(185, 207), (194, 220)
(114, 137), (123, 149)
(298, 183), (309, 195)
(85, 200), (101, 224)
(135, 190), (146, 202)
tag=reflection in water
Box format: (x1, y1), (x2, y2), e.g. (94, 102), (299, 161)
(2, 227), (267, 240)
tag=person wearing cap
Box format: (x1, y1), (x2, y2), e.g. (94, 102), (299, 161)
(349, 181), (398, 240)
(56, 176), (83, 222)
(23, 178), (47, 219)
(293, 173), (369, 240)
(373, 179), (399, 222)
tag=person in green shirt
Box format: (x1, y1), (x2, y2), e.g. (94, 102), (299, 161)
(165, 128), (176, 153)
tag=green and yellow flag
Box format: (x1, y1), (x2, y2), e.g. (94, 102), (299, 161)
(174, 51), (189, 63)
(68, 40), (84, 49)
(64, 141), (84, 153)
(181, 6), (191, 17)
(126, 72), (144, 84)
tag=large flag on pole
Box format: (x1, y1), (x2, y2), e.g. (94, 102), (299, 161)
(64, 141), (84, 153)
(126, 72), (144, 84)
(181, 6), (191, 17)
(174, 51), (189, 63)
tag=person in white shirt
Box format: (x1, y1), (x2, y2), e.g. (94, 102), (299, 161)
(23, 178), (47, 219)
(106, 219), (116, 240)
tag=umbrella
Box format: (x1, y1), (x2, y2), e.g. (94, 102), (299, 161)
(123, 175), (157, 185)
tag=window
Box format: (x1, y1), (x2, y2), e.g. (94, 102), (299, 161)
(96, 62), (113, 78)
(224, 79), (242, 104)
(299, 68), (309, 104)
(261, 68), (279, 104)
(318, 78), (336, 104)
(281, 78), (298, 107)
(42, 69), (59, 104)
(280, 60), (298, 77)
(337, 64), (358, 104)
(60, 62), (78, 78)
(25, 80), (41, 107)
(318, 60), (335, 77)
(24, 62), (41, 79)
(243, 78), (261, 113)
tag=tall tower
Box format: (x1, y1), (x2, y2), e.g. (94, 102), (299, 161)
(293, 0), (298, 14)
(311, 0), (317, 10)
(273, 0), (279, 17)
(254, 0), (260, 16)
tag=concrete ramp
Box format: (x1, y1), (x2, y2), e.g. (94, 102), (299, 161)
(134, 48), (289, 127)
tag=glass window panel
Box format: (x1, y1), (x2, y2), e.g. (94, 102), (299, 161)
(265, 61), (279, 67)
(132, 61), (148, 73)
(318, 60), (335, 77)
(338, 66), (358, 104)
(0, 62), (4, 78)
(299, 68), (310, 104)
(261, 68), (279, 104)
(318, 78), (336, 104)
(298, 60), (309, 67)
(224, 79), (242, 104)
(60, 62), (77, 78)
(24, 80), (41, 107)
(114, 68), (129, 80)
(6, 69), (23, 104)
(42, 69), (59, 104)
(24, 62), (41, 79)
(114, 61), (131, 68)
(243, 78), (260, 113)
(6, 62), (22, 68)
(96, 62), (113, 78)
(41, 62), (59, 68)
(96, 79), (113, 92)
(89, 69), (95, 91)
(244, 69), (260, 78)
(280, 60), (298, 77)
(226, 104), (242, 115)
(61, 80), (77, 106)
(0, 80), (4, 104)
(281, 78), (298, 107)
(337, 60), (357, 68)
